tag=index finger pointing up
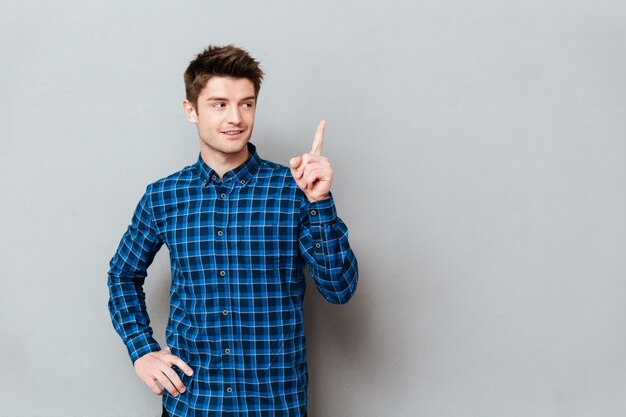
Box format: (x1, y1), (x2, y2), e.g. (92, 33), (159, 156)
(310, 120), (326, 156)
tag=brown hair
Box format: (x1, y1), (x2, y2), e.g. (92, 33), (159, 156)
(184, 45), (264, 109)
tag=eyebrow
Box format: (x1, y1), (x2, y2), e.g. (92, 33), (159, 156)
(206, 96), (256, 102)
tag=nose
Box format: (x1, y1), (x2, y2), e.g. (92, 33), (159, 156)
(226, 105), (242, 125)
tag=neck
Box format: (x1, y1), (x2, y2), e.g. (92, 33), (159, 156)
(199, 143), (250, 179)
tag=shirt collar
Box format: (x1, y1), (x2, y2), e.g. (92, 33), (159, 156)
(195, 142), (261, 186)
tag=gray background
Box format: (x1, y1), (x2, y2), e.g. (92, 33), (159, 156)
(1, 0), (625, 416)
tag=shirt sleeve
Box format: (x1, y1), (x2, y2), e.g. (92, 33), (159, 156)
(298, 192), (359, 304)
(107, 185), (164, 363)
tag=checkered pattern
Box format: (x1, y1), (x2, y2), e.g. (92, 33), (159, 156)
(107, 143), (358, 417)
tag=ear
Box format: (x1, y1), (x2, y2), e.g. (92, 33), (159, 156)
(183, 99), (198, 123)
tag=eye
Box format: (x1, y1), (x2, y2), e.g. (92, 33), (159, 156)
(242, 102), (255, 109)
(212, 102), (226, 108)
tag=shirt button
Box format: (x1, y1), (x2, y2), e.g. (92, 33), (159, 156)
(222, 310), (229, 315)
(220, 271), (226, 277)
(240, 180), (246, 184)
(315, 243), (321, 248)
(226, 387), (233, 393)
(224, 348), (230, 355)
(310, 210), (317, 215)
(221, 193), (226, 198)
(212, 175), (217, 180)
(217, 230), (223, 236)
(202, 180), (207, 186)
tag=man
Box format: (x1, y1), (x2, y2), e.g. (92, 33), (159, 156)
(107, 45), (358, 417)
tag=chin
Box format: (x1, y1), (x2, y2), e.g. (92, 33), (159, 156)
(216, 140), (249, 155)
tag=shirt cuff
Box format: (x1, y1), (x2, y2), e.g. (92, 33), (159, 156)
(127, 333), (161, 364)
(305, 193), (337, 225)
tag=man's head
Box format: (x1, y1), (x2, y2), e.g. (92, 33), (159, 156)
(182, 45), (264, 166)
(184, 45), (264, 110)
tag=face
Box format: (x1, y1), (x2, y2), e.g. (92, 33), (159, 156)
(183, 76), (257, 160)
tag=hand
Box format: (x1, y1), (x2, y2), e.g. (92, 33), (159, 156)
(134, 347), (193, 397)
(290, 120), (333, 202)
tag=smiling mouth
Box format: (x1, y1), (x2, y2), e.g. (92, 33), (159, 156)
(221, 129), (244, 136)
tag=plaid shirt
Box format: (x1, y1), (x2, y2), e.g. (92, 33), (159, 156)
(107, 143), (358, 417)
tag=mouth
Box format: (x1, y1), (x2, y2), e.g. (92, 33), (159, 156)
(221, 129), (245, 137)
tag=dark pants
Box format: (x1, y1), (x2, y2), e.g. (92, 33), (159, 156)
(162, 406), (307, 416)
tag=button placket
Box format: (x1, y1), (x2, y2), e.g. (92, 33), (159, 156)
(213, 183), (234, 388)
(213, 182), (238, 398)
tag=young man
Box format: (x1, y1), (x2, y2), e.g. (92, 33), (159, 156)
(107, 45), (358, 417)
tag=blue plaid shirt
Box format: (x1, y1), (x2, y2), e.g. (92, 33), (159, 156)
(107, 143), (358, 416)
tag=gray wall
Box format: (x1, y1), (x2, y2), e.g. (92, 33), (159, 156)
(1, 1), (625, 416)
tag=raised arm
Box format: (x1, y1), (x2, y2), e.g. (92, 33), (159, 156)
(291, 121), (359, 304)
(298, 193), (359, 304)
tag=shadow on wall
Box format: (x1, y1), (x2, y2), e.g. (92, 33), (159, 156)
(304, 252), (378, 416)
